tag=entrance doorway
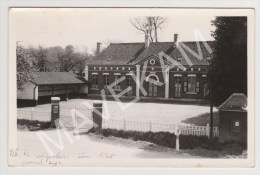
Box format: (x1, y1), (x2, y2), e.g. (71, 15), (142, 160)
(147, 75), (158, 97)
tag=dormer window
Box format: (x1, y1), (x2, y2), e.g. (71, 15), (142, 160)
(107, 56), (113, 61)
(177, 57), (182, 63)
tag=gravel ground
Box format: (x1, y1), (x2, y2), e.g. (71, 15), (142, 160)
(17, 130), (203, 161)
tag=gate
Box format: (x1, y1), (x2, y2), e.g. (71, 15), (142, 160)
(58, 107), (93, 131)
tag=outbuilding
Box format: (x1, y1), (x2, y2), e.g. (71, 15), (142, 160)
(218, 93), (247, 143)
(17, 72), (88, 107)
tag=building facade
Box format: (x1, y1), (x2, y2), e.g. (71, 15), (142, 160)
(85, 34), (214, 101)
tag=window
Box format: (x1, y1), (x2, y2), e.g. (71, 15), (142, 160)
(150, 59), (156, 65)
(126, 75), (133, 96)
(114, 74), (121, 90)
(187, 75), (196, 93)
(92, 73), (98, 89)
(103, 74), (109, 89)
(231, 119), (241, 133)
(126, 75), (133, 87)
(107, 56), (113, 61)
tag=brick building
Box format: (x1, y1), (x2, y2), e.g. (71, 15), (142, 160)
(85, 34), (214, 101)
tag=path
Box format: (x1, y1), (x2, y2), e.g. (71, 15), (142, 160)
(17, 130), (202, 160)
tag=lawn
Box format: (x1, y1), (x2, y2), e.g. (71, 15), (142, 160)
(181, 111), (219, 127)
(18, 99), (217, 125)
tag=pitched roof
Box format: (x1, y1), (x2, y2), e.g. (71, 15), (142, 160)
(167, 41), (214, 66)
(88, 41), (215, 66)
(89, 43), (144, 65)
(31, 72), (87, 85)
(129, 42), (176, 65)
(218, 93), (247, 112)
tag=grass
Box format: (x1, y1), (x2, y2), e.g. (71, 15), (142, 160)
(182, 111), (219, 127)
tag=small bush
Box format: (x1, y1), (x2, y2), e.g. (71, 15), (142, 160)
(221, 143), (246, 155)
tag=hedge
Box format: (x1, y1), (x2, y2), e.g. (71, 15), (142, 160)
(89, 128), (246, 152)
(17, 119), (52, 131)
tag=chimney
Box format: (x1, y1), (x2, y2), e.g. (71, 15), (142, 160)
(96, 42), (101, 55)
(145, 34), (150, 48)
(174, 34), (178, 43)
(174, 33), (178, 43)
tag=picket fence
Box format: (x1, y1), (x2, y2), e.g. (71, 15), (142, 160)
(17, 108), (51, 121)
(103, 119), (219, 138)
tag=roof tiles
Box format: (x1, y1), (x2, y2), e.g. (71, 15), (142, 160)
(32, 72), (87, 85)
(88, 41), (215, 66)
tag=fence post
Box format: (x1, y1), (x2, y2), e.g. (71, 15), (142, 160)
(175, 124), (180, 151)
(123, 118), (126, 131)
(206, 123), (210, 138)
(92, 101), (103, 130)
(74, 107), (77, 129)
(149, 120), (152, 132)
(31, 108), (33, 120)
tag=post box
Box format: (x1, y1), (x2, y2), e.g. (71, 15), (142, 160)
(51, 97), (60, 127)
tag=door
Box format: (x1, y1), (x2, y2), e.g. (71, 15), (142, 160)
(148, 76), (157, 97)
(148, 82), (157, 97)
(202, 82), (209, 99)
(174, 76), (182, 98)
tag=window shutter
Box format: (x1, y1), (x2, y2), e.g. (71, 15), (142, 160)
(196, 81), (200, 93)
(196, 74), (201, 93)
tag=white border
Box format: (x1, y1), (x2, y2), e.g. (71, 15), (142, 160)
(8, 8), (255, 168)
(0, 1), (259, 175)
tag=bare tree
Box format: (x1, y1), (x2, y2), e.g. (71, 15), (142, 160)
(152, 16), (168, 42)
(57, 45), (90, 74)
(130, 16), (167, 42)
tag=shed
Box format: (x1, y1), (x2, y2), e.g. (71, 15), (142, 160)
(218, 93), (247, 143)
(17, 72), (88, 107)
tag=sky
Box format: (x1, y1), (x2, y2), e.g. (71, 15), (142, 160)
(12, 8), (217, 53)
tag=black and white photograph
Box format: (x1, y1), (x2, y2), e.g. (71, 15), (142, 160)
(7, 8), (254, 167)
